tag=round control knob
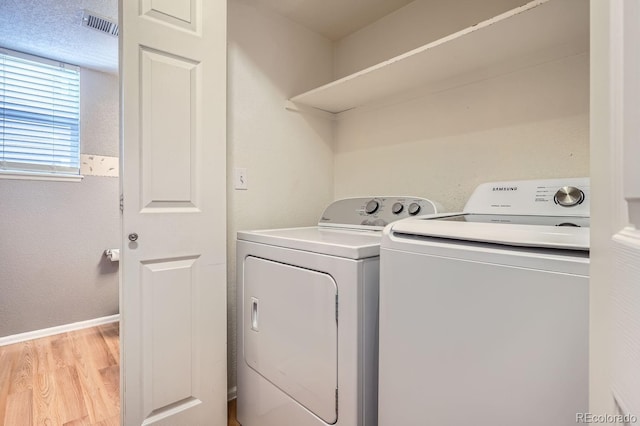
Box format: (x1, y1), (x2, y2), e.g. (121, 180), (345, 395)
(554, 186), (585, 207)
(365, 199), (380, 214)
(392, 202), (404, 214)
(408, 202), (421, 216)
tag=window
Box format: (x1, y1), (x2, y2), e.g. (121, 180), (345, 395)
(0, 48), (81, 179)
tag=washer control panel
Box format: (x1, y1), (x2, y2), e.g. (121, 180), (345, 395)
(464, 177), (590, 216)
(319, 196), (444, 230)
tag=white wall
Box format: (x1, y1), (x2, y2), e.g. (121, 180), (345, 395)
(227, 0), (334, 392)
(332, 1), (589, 212)
(0, 69), (120, 338)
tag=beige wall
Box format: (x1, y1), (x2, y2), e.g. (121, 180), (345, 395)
(227, 0), (334, 393)
(333, 53), (589, 211)
(332, 0), (589, 212)
(333, 0), (528, 79)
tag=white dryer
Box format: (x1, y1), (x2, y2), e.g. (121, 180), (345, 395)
(378, 178), (590, 426)
(236, 196), (443, 426)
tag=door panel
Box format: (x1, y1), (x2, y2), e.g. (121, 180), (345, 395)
(120, 0), (226, 423)
(243, 256), (338, 424)
(147, 0), (192, 23)
(140, 48), (199, 211)
(142, 0), (197, 31)
(141, 257), (198, 411)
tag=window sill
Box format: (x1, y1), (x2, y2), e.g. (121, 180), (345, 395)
(0, 170), (84, 182)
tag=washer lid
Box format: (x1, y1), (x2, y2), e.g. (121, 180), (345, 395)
(389, 214), (589, 251)
(433, 214), (589, 227)
(237, 226), (382, 259)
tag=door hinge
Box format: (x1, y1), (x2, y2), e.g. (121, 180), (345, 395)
(119, 194), (124, 213)
(335, 294), (339, 324)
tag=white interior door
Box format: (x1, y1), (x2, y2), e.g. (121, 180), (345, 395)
(119, 0), (227, 424)
(610, 0), (640, 417)
(591, 0), (640, 419)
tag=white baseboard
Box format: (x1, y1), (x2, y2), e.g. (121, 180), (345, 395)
(228, 386), (237, 401)
(0, 314), (120, 347)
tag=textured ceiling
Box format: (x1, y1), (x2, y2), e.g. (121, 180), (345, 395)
(250, 0), (415, 40)
(0, 0), (118, 75)
(0, 0), (415, 74)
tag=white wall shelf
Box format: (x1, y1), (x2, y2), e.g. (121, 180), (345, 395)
(288, 0), (589, 114)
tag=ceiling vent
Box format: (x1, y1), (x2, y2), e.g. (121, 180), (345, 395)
(82, 10), (119, 37)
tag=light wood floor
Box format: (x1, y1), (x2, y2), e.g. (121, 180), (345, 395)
(0, 323), (120, 425)
(1, 324), (241, 426)
(228, 399), (240, 426)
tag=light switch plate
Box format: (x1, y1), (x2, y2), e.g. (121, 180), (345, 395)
(234, 168), (248, 190)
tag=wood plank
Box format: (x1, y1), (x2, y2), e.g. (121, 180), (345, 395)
(3, 389), (33, 426)
(8, 341), (35, 394)
(32, 371), (63, 425)
(98, 365), (120, 412)
(55, 366), (89, 423)
(74, 365), (116, 423)
(34, 335), (56, 375)
(62, 415), (91, 425)
(76, 328), (117, 371)
(51, 334), (77, 369)
(71, 331), (119, 424)
(0, 346), (16, 422)
(97, 323), (120, 365)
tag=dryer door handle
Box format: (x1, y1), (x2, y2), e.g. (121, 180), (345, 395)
(251, 297), (259, 331)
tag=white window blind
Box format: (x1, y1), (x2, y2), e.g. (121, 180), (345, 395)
(0, 48), (80, 176)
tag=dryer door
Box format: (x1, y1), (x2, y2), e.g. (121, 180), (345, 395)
(243, 256), (338, 423)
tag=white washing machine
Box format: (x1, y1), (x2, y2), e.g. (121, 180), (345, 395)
(378, 178), (590, 426)
(236, 196), (444, 426)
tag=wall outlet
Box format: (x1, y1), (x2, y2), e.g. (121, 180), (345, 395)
(234, 168), (248, 190)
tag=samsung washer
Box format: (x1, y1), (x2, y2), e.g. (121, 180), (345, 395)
(236, 196), (443, 426)
(378, 178), (589, 426)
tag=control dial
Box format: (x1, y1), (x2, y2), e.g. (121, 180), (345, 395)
(365, 199), (380, 214)
(408, 202), (421, 216)
(392, 202), (404, 214)
(554, 186), (585, 207)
